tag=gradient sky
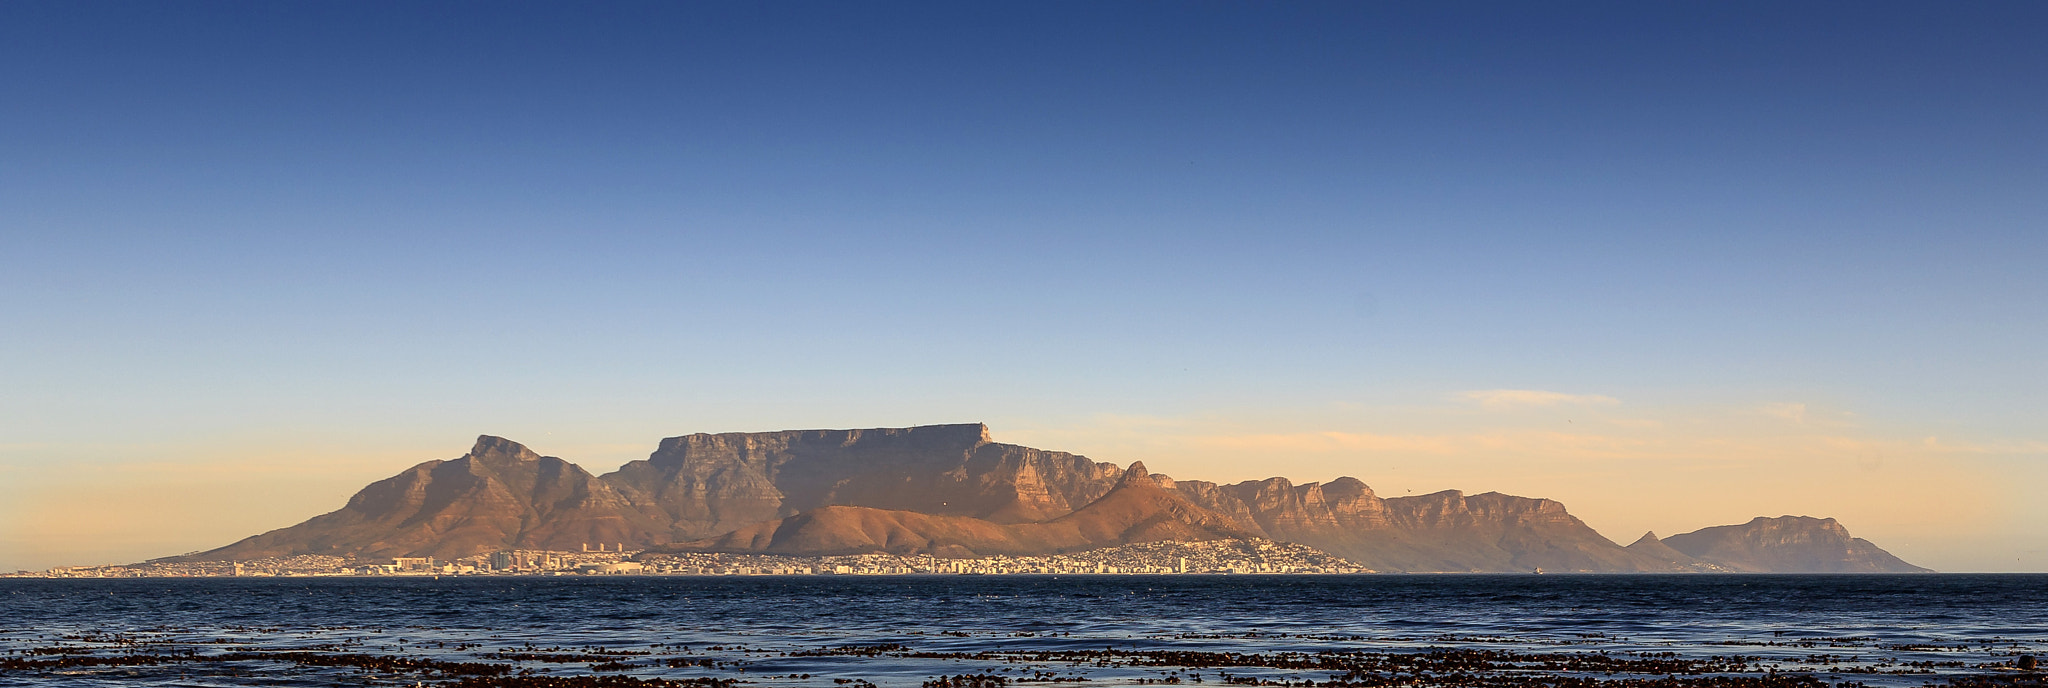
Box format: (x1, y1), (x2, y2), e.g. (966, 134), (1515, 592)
(4, 2), (2044, 573)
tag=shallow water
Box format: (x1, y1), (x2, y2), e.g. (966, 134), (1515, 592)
(3, 575), (2043, 687)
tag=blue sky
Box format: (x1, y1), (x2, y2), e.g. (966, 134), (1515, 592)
(3, 2), (2044, 572)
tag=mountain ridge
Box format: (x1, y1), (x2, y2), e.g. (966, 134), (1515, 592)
(165, 424), (1931, 573)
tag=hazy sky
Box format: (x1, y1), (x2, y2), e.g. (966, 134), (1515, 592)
(4, 2), (2044, 573)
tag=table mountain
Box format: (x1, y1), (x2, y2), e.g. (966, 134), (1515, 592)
(160, 424), (1931, 573)
(600, 423), (1124, 542)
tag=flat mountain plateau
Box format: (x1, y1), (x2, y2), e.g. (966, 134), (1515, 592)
(168, 424), (1931, 573)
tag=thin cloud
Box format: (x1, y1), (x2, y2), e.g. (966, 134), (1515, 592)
(1197, 432), (1461, 455)
(1459, 389), (1619, 409)
(1760, 403), (1809, 424)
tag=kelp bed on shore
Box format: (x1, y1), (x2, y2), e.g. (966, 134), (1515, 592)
(3, 633), (2041, 688)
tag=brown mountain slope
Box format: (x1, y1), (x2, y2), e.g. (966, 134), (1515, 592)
(1378, 490), (1683, 572)
(601, 424), (1126, 542)
(661, 462), (1250, 557)
(1625, 532), (1723, 572)
(1166, 476), (1682, 573)
(163, 436), (660, 561)
(1660, 516), (1932, 573)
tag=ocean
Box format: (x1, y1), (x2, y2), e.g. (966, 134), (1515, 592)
(3, 575), (2043, 688)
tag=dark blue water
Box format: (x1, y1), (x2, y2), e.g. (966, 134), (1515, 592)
(3, 575), (2043, 687)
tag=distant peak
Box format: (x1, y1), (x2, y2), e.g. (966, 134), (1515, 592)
(1114, 461), (1151, 485)
(1630, 531), (1662, 546)
(1747, 515), (1838, 529)
(1322, 477), (1376, 498)
(468, 435), (541, 463)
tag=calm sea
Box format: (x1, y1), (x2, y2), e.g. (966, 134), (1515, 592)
(3, 575), (2043, 687)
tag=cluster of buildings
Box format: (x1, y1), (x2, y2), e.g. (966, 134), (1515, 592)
(7, 539), (1371, 578)
(18, 554), (357, 578)
(641, 539), (1369, 575)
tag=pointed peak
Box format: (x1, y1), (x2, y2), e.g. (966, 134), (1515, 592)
(1323, 477), (1376, 497)
(468, 435), (542, 464)
(1631, 531), (1662, 546)
(1113, 461), (1152, 486)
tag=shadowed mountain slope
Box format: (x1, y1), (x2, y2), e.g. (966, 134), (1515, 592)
(167, 436), (660, 562)
(658, 463), (1251, 557)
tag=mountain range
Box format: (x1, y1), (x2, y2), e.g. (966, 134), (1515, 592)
(168, 424), (1930, 573)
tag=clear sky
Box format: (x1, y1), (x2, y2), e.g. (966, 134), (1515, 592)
(3, 2), (2044, 573)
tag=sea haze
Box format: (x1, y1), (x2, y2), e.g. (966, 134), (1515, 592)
(2, 575), (2042, 687)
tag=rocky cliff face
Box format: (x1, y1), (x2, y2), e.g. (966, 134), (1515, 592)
(166, 425), (1933, 573)
(601, 424), (1125, 541)
(1372, 490), (1680, 572)
(1660, 516), (1931, 573)
(1168, 477), (1684, 572)
(670, 462), (1251, 558)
